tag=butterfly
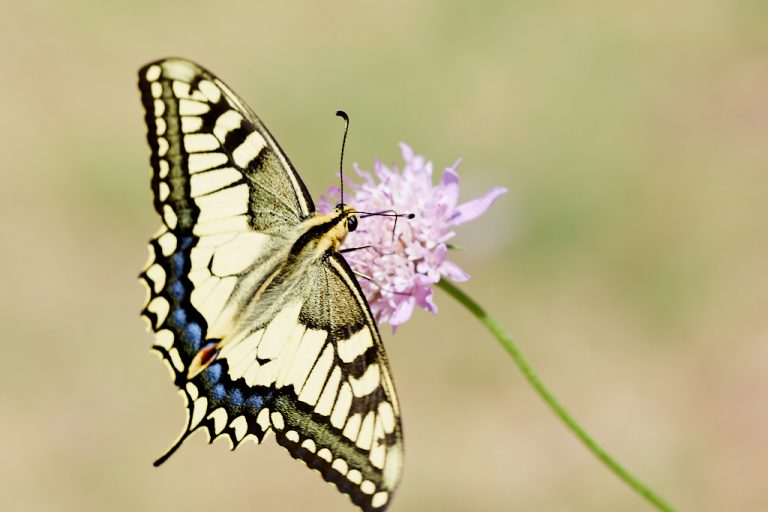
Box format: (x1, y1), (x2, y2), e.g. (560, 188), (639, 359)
(138, 58), (403, 511)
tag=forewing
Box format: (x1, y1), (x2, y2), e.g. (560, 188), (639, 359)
(138, 57), (314, 235)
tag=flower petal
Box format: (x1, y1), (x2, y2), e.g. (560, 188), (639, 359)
(390, 297), (415, 325)
(399, 142), (414, 163)
(413, 282), (438, 314)
(440, 260), (470, 282)
(441, 159), (462, 186)
(438, 167), (460, 208)
(450, 186), (507, 225)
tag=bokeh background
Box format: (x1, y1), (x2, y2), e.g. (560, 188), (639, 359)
(2, 1), (767, 511)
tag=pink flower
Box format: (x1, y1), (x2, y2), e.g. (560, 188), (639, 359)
(322, 143), (507, 329)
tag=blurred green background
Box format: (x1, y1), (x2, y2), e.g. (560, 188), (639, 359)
(2, 1), (767, 511)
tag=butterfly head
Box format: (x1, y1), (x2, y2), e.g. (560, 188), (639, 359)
(335, 203), (358, 232)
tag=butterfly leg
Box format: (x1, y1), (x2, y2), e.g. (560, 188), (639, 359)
(353, 270), (374, 282)
(353, 271), (410, 297)
(339, 244), (373, 254)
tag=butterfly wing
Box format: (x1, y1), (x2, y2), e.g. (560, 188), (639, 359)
(215, 252), (404, 511)
(139, 58), (314, 227)
(138, 58), (402, 511)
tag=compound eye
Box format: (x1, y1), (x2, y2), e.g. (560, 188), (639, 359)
(347, 215), (358, 232)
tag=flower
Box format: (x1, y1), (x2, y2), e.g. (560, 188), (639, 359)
(321, 143), (507, 330)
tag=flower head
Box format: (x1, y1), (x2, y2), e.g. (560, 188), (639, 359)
(321, 143), (506, 330)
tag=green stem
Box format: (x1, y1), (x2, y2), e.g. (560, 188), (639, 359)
(437, 279), (676, 512)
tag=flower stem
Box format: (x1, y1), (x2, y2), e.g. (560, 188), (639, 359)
(436, 279), (676, 512)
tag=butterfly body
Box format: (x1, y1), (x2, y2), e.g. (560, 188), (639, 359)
(138, 58), (402, 511)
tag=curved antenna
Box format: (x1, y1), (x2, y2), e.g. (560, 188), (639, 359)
(336, 111), (350, 206)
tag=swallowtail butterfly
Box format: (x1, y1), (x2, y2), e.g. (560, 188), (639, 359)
(138, 58), (403, 511)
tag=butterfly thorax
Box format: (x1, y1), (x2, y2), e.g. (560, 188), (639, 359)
(289, 205), (357, 261)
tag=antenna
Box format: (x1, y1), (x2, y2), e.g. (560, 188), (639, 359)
(332, 112), (416, 241)
(336, 111), (350, 206)
(358, 210), (416, 242)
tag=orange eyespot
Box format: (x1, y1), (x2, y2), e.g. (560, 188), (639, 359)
(187, 341), (220, 379)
